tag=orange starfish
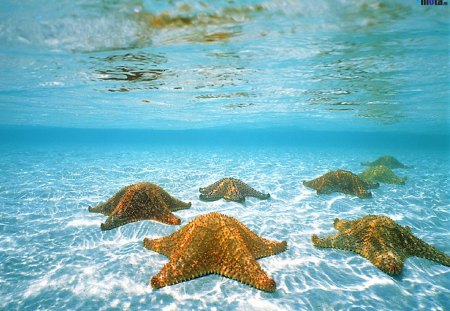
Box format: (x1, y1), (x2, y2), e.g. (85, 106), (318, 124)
(88, 182), (191, 230)
(144, 212), (287, 292)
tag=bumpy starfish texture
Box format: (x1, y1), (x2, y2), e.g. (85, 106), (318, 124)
(312, 215), (450, 275)
(359, 165), (406, 185)
(143, 212), (287, 292)
(199, 178), (270, 202)
(361, 155), (411, 169)
(88, 182), (191, 230)
(303, 170), (379, 199)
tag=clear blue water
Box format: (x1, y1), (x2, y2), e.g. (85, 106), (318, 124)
(0, 0), (449, 310)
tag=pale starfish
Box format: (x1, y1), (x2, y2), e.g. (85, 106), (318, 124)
(199, 178), (270, 202)
(88, 182), (191, 230)
(312, 215), (450, 275)
(361, 156), (411, 169)
(144, 212), (287, 292)
(359, 165), (406, 185)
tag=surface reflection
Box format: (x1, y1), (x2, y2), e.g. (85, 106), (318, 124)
(47, 0), (445, 130)
(305, 37), (405, 124)
(90, 52), (168, 92)
(135, 3), (265, 44)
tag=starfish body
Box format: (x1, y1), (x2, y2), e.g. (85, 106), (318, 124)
(199, 178), (270, 203)
(361, 156), (410, 169)
(303, 170), (379, 199)
(143, 212), (287, 292)
(312, 215), (450, 275)
(359, 165), (406, 185)
(88, 182), (191, 230)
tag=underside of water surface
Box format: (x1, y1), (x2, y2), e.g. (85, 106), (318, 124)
(0, 0), (449, 310)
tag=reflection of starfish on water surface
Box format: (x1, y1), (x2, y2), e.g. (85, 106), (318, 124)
(312, 215), (450, 275)
(199, 178), (270, 203)
(144, 212), (287, 292)
(88, 182), (191, 230)
(303, 170), (379, 198)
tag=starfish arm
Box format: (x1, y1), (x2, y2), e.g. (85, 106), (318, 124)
(216, 249), (277, 292)
(167, 196), (191, 211)
(221, 180), (245, 202)
(144, 237), (172, 257)
(101, 214), (137, 231)
(316, 188), (331, 195)
(233, 180), (269, 199)
(359, 245), (406, 275)
(333, 218), (358, 232)
(408, 237), (450, 267)
(302, 179), (318, 190)
(346, 174), (373, 198)
(199, 179), (225, 194)
(102, 207), (180, 230)
(392, 176), (406, 185)
(312, 233), (405, 275)
(312, 234), (358, 252)
(229, 220), (287, 259)
(99, 187), (140, 230)
(355, 190), (372, 199)
(199, 181), (232, 201)
(111, 186), (147, 218)
(150, 251), (212, 290)
(241, 186), (270, 199)
(148, 220), (220, 286)
(146, 209), (181, 225)
(88, 188), (126, 215)
(199, 193), (223, 201)
(306, 175), (334, 194)
(143, 224), (196, 257)
(223, 193), (245, 202)
(151, 187), (191, 211)
(364, 181), (379, 189)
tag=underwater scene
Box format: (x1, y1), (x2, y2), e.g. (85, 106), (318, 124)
(0, 0), (449, 310)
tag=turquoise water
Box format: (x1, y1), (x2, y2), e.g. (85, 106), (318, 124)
(0, 0), (449, 310)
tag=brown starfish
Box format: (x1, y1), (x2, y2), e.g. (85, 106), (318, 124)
(88, 182), (191, 230)
(303, 170), (379, 198)
(199, 178), (270, 203)
(312, 215), (450, 275)
(143, 212), (287, 292)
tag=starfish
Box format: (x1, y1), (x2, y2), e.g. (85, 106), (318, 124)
(88, 182), (191, 230)
(312, 215), (450, 275)
(359, 165), (406, 185)
(303, 170), (379, 199)
(143, 212), (287, 292)
(199, 178), (270, 203)
(361, 155), (411, 169)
